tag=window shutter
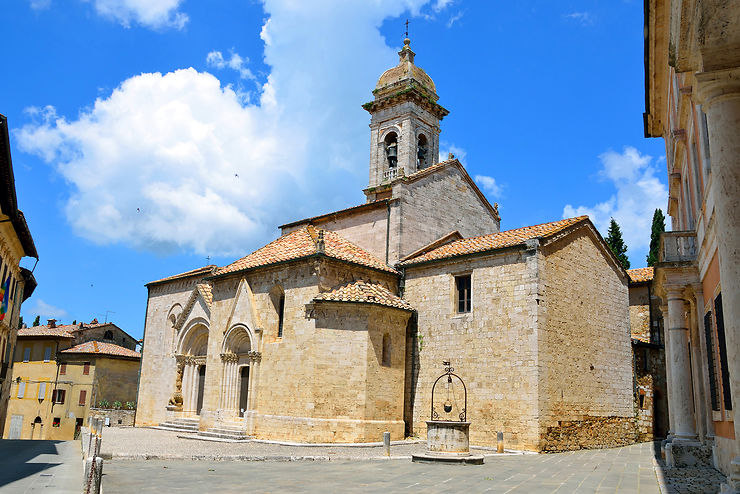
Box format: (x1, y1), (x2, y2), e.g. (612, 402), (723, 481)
(79, 390), (87, 406)
(23, 347), (31, 362)
(715, 294), (732, 410)
(83, 362), (90, 375)
(60, 363), (66, 375)
(704, 311), (720, 411)
(44, 347), (51, 362)
(17, 381), (25, 398)
(38, 382), (47, 400)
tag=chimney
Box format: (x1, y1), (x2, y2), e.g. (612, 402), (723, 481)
(47, 319), (56, 328)
(316, 230), (325, 254)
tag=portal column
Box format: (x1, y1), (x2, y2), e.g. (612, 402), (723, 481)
(665, 286), (698, 442)
(183, 362), (194, 414)
(696, 69), (740, 489)
(660, 304), (675, 438)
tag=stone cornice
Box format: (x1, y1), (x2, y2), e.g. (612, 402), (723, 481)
(695, 68), (740, 110)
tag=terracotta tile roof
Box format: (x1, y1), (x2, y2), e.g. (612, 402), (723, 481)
(400, 216), (589, 266)
(216, 226), (398, 275)
(314, 280), (413, 311)
(627, 267), (654, 284)
(60, 341), (140, 359)
(18, 325), (75, 339)
(197, 283), (213, 307)
(147, 265), (217, 286)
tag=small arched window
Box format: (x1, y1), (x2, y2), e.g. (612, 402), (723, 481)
(417, 134), (428, 169)
(103, 330), (113, 340)
(381, 334), (391, 367)
(270, 286), (286, 339)
(384, 132), (398, 168)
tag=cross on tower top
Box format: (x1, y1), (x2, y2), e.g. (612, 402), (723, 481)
(404, 19), (409, 39)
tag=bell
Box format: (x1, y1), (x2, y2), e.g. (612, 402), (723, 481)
(444, 400), (453, 413)
(386, 143), (397, 159)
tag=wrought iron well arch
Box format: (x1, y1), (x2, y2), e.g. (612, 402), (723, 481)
(430, 361), (467, 422)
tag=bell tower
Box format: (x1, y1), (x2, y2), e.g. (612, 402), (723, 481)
(363, 38), (449, 194)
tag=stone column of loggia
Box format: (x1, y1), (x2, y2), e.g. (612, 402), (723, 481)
(182, 363), (192, 415)
(696, 68), (740, 489)
(693, 284), (716, 444)
(661, 304), (675, 438)
(665, 286), (698, 443)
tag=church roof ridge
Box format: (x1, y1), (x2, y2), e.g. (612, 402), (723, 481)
(213, 226), (399, 277)
(399, 216), (590, 266)
(147, 265), (218, 286)
(279, 199), (391, 230)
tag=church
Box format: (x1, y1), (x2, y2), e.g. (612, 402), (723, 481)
(136, 39), (636, 452)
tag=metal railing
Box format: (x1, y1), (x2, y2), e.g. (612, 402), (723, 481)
(659, 231), (697, 263)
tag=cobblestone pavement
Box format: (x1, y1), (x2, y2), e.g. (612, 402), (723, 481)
(104, 438), (668, 493)
(656, 463), (727, 494)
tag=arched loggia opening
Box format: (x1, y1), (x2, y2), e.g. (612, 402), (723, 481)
(220, 325), (258, 418)
(176, 320), (209, 416)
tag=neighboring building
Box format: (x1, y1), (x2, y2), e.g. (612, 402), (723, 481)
(137, 39), (635, 452)
(627, 267), (668, 441)
(3, 319), (140, 440)
(644, 0), (739, 486)
(0, 113), (38, 436)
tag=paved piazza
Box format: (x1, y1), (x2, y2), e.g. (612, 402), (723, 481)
(103, 437), (668, 494)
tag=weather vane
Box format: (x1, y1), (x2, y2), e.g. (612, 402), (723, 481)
(404, 19), (409, 39)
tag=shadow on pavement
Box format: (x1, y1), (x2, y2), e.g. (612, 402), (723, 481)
(0, 439), (66, 488)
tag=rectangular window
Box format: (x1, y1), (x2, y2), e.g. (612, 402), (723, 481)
(52, 389), (66, 404)
(17, 381), (25, 399)
(38, 382), (47, 400)
(83, 362), (90, 375)
(60, 363), (66, 375)
(53, 417), (60, 427)
(455, 275), (472, 313)
(715, 293), (732, 410)
(704, 310), (720, 411)
(23, 347), (31, 362)
(43, 347), (52, 362)
(79, 390), (87, 406)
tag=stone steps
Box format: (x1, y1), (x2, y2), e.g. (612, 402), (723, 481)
(156, 418), (200, 433)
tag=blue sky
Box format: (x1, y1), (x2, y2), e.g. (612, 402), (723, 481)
(2, 0), (668, 339)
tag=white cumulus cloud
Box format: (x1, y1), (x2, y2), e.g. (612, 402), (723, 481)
(18, 0), (435, 256)
(474, 175), (502, 198)
(27, 299), (69, 321)
(563, 146), (667, 256)
(563, 12), (593, 26)
(90, 0), (188, 29)
(206, 50), (256, 80)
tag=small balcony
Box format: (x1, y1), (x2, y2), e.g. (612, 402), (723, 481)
(658, 231), (697, 264)
(383, 167), (398, 181)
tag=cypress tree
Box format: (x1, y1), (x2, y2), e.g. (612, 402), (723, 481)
(33, 315), (40, 327)
(646, 208), (666, 267)
(605, 218), (631, 269)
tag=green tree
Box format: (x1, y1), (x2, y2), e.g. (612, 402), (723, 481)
(17, 315), (23, 329)
(646, 208), (666, 267)
(605, 218), (631, 269)
(33, 315), (40, 327)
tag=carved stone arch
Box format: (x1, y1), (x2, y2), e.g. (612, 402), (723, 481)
(177, 317), (210, 356)
(167, 303), (183, 328)
(222, 324), (254, 355)
(380, 126), (401, 143)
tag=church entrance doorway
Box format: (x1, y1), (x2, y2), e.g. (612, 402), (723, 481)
(196, 365), (206, 415)
(239, 366), (249, 417)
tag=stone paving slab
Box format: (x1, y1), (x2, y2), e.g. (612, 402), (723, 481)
(0, 439), (82, 494)
(103, 441), (666, 493)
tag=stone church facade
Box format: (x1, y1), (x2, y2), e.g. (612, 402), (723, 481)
(136, 40), (635, 452)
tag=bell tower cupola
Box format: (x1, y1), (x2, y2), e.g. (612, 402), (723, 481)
(363, 38), (449, 192)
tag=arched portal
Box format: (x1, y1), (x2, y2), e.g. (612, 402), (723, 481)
(176, 320), (209, 416)
(220, 325), (258, 418)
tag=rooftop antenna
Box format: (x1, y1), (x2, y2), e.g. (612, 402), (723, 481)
(404, 19), (409, 39)
(103, 310), (115, 323)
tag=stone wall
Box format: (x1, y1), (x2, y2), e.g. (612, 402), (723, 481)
(90, 408), (135, 427)
(539, 227), (634, 451)
(136, 275), (205, 426)
(633, 344), (668, 440)
(391, 164), (499, 263)
(404, 249), (542, 451)
(93, 358), (140, 407)
(629, 284), (652, 342)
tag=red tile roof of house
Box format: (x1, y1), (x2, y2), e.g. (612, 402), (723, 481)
(147, 265), (217, 286)
(627, 267), (654, 284)
(18, 325), (75, 339)
(60, 341), (140, 359)
(279, 200), (389, 230)
(314, 280), (413, 311)
(400, 216), (589, 266)
(216, 225), (398, 275)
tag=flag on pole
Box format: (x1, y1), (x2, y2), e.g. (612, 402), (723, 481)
(0, 275), (10, 322)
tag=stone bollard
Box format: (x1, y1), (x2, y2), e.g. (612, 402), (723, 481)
(383, 432), (391, 457)
(497, 431), (504, 453)
(84, 456), (103, 494)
